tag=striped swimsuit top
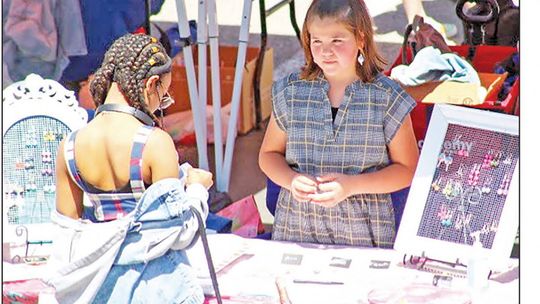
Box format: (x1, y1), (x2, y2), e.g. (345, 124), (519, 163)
(64, 125), (154, 222)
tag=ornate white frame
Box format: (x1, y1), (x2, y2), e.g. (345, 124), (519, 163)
(394, 104), (519, 265)
(2, 73), (88, 245)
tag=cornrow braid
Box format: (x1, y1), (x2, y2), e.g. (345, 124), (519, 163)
(89, 33), (172, 125)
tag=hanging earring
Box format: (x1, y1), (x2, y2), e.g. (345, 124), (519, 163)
(467, 164), (480, 186)
(481, 176), (492, 194)
(497, 174), (509, 196)
(444, 152), (453, 172)
(15, 158), (25, 170)
(431, 177), (442, 192)
(43, 184), (56, 194)
(437, 151), (446, 168)
(503, 153), (512, 165)
(42, 151), (52, 163)
(491, 151), (501, 168)
(24, 157), (34, 170)
(442, 180), (453, 197)
(357, 53), (365, 65)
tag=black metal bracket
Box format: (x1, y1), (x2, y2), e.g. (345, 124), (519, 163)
(253, 0), (301, 130)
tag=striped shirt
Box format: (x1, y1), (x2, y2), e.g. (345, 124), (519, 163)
(64, 125), (154, 222)
(271, 72), (416, 248)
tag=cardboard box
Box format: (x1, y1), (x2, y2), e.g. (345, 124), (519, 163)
(166, 45), (273, 134)
(402, 72), (507, 106)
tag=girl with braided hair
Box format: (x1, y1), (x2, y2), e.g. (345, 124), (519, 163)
(50, 33), (212, 303)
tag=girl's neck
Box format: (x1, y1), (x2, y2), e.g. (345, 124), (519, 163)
(325, 73), (359, 107)
(325, 72), (359, 90)
(104, 83), (131, 106)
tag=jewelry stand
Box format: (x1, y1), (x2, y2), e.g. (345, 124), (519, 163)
(11, 225), (52, 264)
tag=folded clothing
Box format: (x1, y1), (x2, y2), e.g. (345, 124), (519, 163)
(391, 46), (480, 87)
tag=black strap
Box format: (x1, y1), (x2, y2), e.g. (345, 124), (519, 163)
(95, 104), (155, 127)
(189, 206), (222, 304)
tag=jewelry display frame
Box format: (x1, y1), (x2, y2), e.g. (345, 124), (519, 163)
(395, 104), (519, 265)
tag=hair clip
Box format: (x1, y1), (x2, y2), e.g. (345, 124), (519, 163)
(151, 46), (159, 53)
(151, 37), (158, 43)
(148, 58), (156, 66)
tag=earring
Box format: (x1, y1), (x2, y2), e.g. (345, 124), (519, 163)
(26, 132), (38, 148)
(42, 151), (52, 163)
(43, 131), (55, 141)
(442, 180), (453, 197)
(503, 153), (512, 165)
(467, 164), (480, 186)
(437, 151), (446, 168)
(444, 152), (453, 172)
(497, 174), (510, 196)
(43, 184), (56, 194)
(467, 186), (482, 205)
(15, 158), (25, 170)
(41, 166), (53, 176)
(481, 176), (492, 194)
(482, 150), (493, 169)
(431, 177), (442, 192)
(357, 53), (365, 65)
(491, 152), (501, 168)
(24, 157), (34, 170)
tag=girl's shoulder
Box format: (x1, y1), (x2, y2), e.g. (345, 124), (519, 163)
(273, 71), (315, 92)
(366, 73), (408, 94)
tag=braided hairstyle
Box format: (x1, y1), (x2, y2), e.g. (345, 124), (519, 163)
(90, 33), (172, 125)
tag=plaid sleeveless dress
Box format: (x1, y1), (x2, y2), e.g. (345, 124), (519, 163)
(271, 72), (416, 248)
(64, 125), (154, 222)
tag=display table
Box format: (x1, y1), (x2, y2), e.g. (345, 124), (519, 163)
(2, 234), (518, 304)
(186, 234), (519, 304)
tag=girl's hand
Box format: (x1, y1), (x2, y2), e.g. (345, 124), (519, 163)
(186, 168), (214, 189)
(308, 173), (351, 207)
(291, 174), (318, 203)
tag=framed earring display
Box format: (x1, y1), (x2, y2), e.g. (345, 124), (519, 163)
(2, 74), (88, 255)
(395, 104), (518, 264)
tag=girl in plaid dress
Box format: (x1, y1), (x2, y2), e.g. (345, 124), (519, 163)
(259, 0), (419, 248)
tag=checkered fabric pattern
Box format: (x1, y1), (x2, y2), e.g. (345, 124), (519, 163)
(271, 72), (416, 248)
(64, 125), (154, 222)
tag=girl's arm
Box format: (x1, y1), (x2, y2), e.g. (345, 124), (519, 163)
(311, 115), (419, 205)
(145, 128), (181, 182)
(55, 139), (85, 219)
(259, 114), (318, 200)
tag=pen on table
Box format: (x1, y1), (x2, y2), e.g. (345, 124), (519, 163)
(292, 279), (344, 285)
(275, 277), (292, 304)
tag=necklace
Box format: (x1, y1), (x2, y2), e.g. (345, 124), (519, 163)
(95, 104), (154, 126)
